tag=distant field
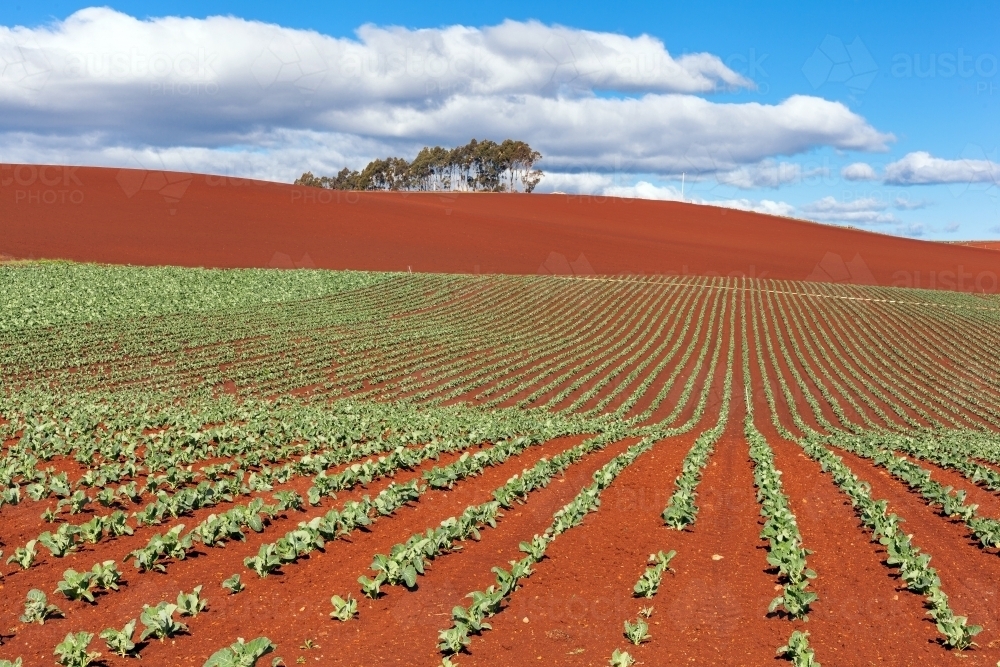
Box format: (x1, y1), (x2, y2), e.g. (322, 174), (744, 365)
(0, 262), (392, 330)
(4, 165), (1000, 292)
(2, 263), (1000, 666)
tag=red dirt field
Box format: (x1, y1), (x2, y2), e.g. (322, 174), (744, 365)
(960, 241), (1000, 251)
(2, 164), (999, 291)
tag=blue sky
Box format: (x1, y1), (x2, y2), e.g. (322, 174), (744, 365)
(2, 1), (999, 239)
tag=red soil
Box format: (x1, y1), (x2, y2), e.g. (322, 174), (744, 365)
(961, 241), (1000, 251)
(463, 430), (702, 666)
(830, 447), (1000, 664)
(163, 434), (629, 667)
(2, 165), (999, 291)
(0, 437), (583, 666)
(766, 434), (948, 665)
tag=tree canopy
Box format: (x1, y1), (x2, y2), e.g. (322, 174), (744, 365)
(295, 139), (543, 193)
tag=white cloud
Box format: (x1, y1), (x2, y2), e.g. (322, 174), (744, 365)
(896, 222), (926, 237)
(714, 159), (827, 189)
(0, 128), (408, 183)
(603, 181), (683, 200)
(841, 161), (876, 181)
(883, 151), (1000, 185)
(0, 10), (752, 128)
(892, 196), (929, 210)
(802, 195), (885, 213)
(602, 180), (794, 216)
(536, 171), (614, 193)
(800, 195), (898, 224)
(944, 221), (961, 232)
(326, 93), (891, 174)
(0, 8), (893, 179)
(709, 197), (796, 217)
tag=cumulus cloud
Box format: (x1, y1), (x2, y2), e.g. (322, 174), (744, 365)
(896, 222), (926, 237)
(535, 171), (615, 193)
(603, 181), (683, 200)
(799, 196), (898, 224)
(325, 93), (891, 173)
(797, 195), (937, 237)
(601, 180), (794, 216)
(0, 128), (411, 183)
(709, 197), (796, 217)
(892, 196), (929, 210)
(0, 9), (755, 140)
(714, 159), (827, 189)
(883, 151), (1000, 185)
(841, 161), (877, 181)
(0, 8), (893, 179)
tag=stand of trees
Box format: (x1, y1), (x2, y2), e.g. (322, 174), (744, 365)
(295, 139), (543, 193)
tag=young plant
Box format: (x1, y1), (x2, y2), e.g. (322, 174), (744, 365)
(330, 594), (358, 622)
(222, 574), (245, 594)
(0, 659), (23, 667)
(100, 619), (138, 658)
(20, 589), (63, 624)
(54, 632), (100, 667)
(776, 630), (820, 666)
(56, 569), (96, 603)
(103, 510), (134, 537)
(623, 617), (651, 646)
(358, 574), (384, 599)
(203, 636), (276, 667)
(518, 535), (549, 561)
(273, 490), (304, 512)
(609, 649), (635, 667)
(437, 626), (471, 655)
(59, 490), (92, 515)
(78, 517), (103, 544)
(633, 550), (676, 598)
(178, 585), (208, 617)
(91, 560), (123, 591)
(96, 487), (118, 507)
(6, 540), (38, 569)
(244, 543), (282, 578)
(139, 602), (188, 642)
(38, 524), (81, 557)
(935, 613), (982, 651)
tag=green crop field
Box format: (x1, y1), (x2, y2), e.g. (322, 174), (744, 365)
(2, 262), (1000, 666)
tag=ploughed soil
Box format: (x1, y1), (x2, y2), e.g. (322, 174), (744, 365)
(0, 435), (641, 666)
(2, 165), (1000, 291)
